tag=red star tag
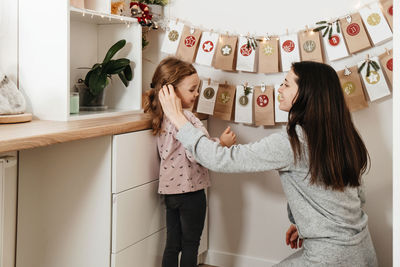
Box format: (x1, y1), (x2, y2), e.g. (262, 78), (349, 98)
(240, 44), (252, 56)
(202, 41), (214, 52)
(185, 36), (196, 47)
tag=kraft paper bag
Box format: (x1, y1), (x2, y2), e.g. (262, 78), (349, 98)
(274, 84), (289, 123)
(195, 31), (219, 66)
(196, 80), (219, 115)
(298, 30), (323, 63)
(337, 66), (368, 112)
(359, 2), (392, 45)
(213, 83), (236, 121)
(322, 21), (349, 61)
(340, 13), (372, 54)
(258, 37), (280, 73)
(161, 21), (185, 55)
(176, 26), (202, 63)
(379, 49), (393, 88)
(214, 35), (238, 71)
(358, 57), (391, 101)
(236, 37), (256, 72)
(380, 0), (393, 31)
(254, 85), (275, 126)
(234, 85), (253, 124)
(280, 34), (301, 72)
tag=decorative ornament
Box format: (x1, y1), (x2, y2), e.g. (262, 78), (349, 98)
(184, 35), (196, 47)
(358, 58), (381, 78)
(203, 87), (215, 99)
(313, 19), (341, 39)
(342, 81), (355, 95)
(262, 43), (274, 55)
(303, 40), (316, 53)
(239, 84), (252, 106)
(257, 94), (269, 107)
(282, 40), (295, 52)
(221, 45), (232, 56)
(328, 35), (340, 46)
(365, 71), (380, 84)
(246, 36), (258, 49)
(168, 30), (179, 41)
(367, 13), (381, 26)
(239, 95), (248, 105)
(202, 41), (214, 52)
(240, 44), (252, 56)
(219, 92), (231, 104)
(346, 23), (360, 36)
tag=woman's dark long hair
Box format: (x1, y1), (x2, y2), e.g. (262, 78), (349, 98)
(288, 61), (369, 190)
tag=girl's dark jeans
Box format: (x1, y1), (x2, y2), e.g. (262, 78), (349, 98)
(162, 189), (206, 267)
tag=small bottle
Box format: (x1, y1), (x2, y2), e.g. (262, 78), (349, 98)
(70, 92), (80, 114)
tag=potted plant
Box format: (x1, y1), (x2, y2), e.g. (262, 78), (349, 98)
(78, 39), (133, 109)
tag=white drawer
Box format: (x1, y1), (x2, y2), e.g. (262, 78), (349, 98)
(112, 130), (160, 193)
(111, 229), (166, 267)
(112, 180), (165, 253)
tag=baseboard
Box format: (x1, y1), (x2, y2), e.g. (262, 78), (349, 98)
(203, 249), (278, 267)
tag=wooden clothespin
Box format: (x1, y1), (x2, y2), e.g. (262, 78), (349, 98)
(261, 82), (266, 93)
(208, 78), (211, 86)
(190, 26), (195, 34)
(175, 18), (179, 25)
(224, 80), (228, 85)
(385, 48), (390, 56)
(286, 29), (289, 35)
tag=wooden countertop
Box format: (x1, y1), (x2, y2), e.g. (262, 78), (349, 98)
(0, 113), (208, 153)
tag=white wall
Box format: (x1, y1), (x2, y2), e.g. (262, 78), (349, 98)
(0, 0), (18, 82)
(142, 0), (393, 266)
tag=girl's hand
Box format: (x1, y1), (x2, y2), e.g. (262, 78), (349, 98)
(219, 126), (236, 147)
(158, 84), (188, 129)
(285, 224), (303, 249)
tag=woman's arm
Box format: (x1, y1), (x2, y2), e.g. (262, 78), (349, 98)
(159, 84), (294, 173)
(176, 122), (293, 173)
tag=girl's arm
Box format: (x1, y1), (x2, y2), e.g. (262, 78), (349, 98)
(176, 122), (294, 173)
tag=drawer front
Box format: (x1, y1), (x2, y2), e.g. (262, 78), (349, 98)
(112, 180), (165, 253)
(111, 229), (166, 267)
(112, 130), (160, 193)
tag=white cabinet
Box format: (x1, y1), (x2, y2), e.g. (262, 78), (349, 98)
(19, 0), (142, 121)
(111, 229), (166, 267)
(112, 129), (160, 193)
(112, 180), (165, 253)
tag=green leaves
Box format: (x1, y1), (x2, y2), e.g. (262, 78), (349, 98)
(103, 39), (126, 64)
(313, 19), (340, 39)
(358, 60), (380, 77)
(83, 39), (133, 96)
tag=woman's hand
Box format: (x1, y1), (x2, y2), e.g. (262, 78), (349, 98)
(219, 126), (236, 147)
(158, 84), (189, 129)
(286, 224), (303, 249)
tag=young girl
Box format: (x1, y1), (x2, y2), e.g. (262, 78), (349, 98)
(144, 57), (236, 267)
(158, 61), (378, 266)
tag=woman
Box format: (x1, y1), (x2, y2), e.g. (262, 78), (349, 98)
(158, 61), (378, 266)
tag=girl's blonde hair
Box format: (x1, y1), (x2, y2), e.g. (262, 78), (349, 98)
(143, 57), (197, 135)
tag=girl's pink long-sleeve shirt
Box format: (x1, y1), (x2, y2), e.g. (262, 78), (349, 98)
(157, 110), (211, 194)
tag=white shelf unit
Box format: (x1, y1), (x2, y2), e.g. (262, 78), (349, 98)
(19, 0), (142, 121)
